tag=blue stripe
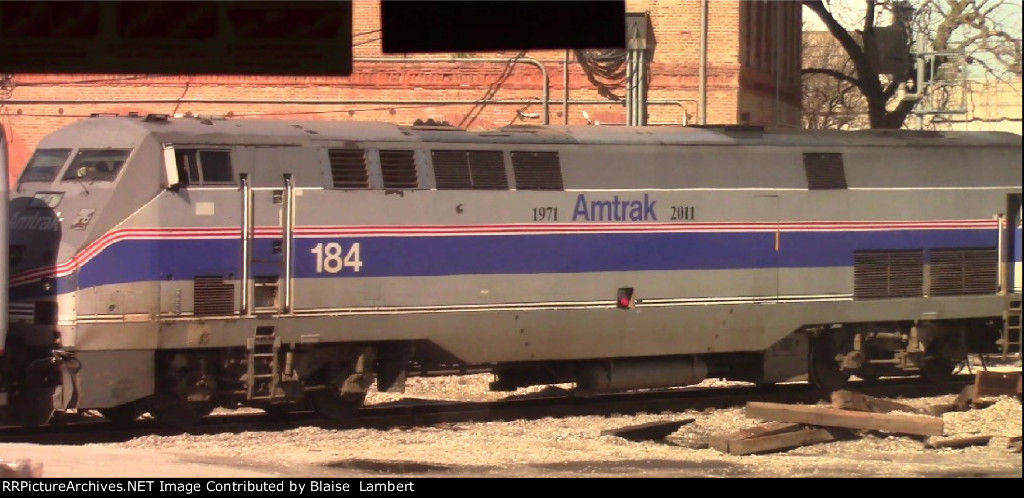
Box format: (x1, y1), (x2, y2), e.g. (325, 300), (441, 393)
(9, 228), (998, 299)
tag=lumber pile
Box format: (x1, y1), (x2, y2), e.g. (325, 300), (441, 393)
(710, 390), (945, 455)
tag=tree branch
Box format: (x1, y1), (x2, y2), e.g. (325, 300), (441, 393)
(803, 67), (862, 87)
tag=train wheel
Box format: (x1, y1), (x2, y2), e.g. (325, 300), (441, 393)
(1, 383), (56, 427)
(98, 402), (144, 425)
(808, 335), (850, 391)
(147, 393), (214, 430)
(920, 358), (955, 384)
(308, 389), (367, 422)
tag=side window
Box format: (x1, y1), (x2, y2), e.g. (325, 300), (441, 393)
(61, 149), (131, 182)
(174, 149), (234, 185)
(19, 148), (72, 183)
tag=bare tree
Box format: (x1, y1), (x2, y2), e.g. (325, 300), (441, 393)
(803, 0), (1022, 129)
(803, 31), (870, 129)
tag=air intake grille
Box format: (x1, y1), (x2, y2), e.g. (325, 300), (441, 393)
(379, 150), (418, 189)
(431, 150), (508, 190)
(328, 148), (369, 188)
(511, 151), (563, 190)
(854, 250), (923, 300)
(194, 276), (235, 316)
(804, 153), (847, 190)
(930, 248), (997, 296)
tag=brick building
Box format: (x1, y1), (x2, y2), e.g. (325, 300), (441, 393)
(1, 1), (801, 182)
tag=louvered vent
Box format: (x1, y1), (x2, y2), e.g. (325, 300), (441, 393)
(431, 150), (508, 190)
(467, 151), (508, 189)
(511, 151), (563, 190)
(854, 250), (923, 300)
(194, 276), (235, 316)
(379, 150), (419, 188)
(930, 248), (997, 296)
(804, 153), (847, 190)
(432, 150), (472, 189)
(328, 148), (369, 188)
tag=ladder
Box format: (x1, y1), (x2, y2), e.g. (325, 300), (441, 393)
(246, 327), (281, 400)
(1002, 299), (1021, 360)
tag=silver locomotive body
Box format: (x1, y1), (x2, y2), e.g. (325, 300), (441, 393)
(3, 115), (1021, 427)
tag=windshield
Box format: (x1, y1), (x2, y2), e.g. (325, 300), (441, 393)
(62, 149), (131, 182)
(19, 148), (72, 183)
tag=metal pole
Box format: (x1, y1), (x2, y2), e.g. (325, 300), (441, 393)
(282, 174), (294, 313)
(239, 173), (251, 315)
(698, 0), (708, 125)
(563, 50), (570, 125)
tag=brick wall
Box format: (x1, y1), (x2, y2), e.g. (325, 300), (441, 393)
(2, 0), (801, 182)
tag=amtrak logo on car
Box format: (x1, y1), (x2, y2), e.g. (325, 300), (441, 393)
(10, 211), (60, 231)
(572, 193), (657, 222)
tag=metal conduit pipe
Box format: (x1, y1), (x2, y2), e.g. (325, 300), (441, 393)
(6, 99), (693, 125)
(354, 57), (550, 124)
(6, 57), (553, 124)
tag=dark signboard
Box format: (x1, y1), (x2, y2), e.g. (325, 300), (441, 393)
(0, 1), (353, 75)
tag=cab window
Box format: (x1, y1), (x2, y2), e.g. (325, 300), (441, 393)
(19, 148), (72, 183)
(62, 149), (131, 182)
(175, 149), (234, 185)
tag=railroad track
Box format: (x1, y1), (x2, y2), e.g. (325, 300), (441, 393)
(0, 375), (976, 444)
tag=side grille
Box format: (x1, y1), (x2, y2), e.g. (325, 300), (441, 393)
(194, 276), (235, 316)
(432, 150), (508, 190)
(379, 150), (419, 188)
(511, 151), (563, 190)
(854, 250), (924, 300)
(328, 148), (369, 188)
(930, 248), (998, 296)
(431, 150), (472, 189)
(804, 153), (847, 190)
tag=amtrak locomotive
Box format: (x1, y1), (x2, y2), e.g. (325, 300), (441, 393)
(2, 114), (1021, 427)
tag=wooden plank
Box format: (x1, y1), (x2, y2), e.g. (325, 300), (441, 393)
(830, 390), (921, 414)
(725, 428), (840, 456)
(746, 401), (944, 436)
(924, 435), (992, 449)
(973, 371), (1021, 398)
(925, 403), (959, 416)
(708, 422), (803, 453)
(600, 418), (695, 442)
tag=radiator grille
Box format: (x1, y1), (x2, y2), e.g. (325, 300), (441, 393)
(328, 148), (369, 188)
(379, 150), (418, 188)
(854, 250), (924, 300)
(930, 248), (998, 296)
(194, 276), (235, 316)
(804, 153), (847, 190)
(511, 151), (563, 190)
(431, 150), (508, 189)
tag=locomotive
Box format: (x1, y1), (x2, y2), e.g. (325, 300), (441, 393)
(2, 114), (1021, 427)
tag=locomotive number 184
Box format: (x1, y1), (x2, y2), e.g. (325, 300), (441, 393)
(311, 242), (363, 273)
